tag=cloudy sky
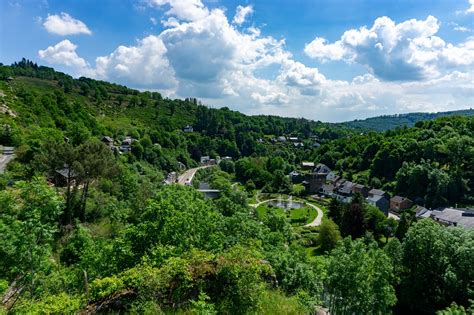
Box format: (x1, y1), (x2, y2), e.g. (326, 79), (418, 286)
(1, 0), (473, 122)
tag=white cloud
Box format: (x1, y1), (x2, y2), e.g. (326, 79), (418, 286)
(466, 0), (474, 13)
(43, 12), (91, 35)
(147, 0), (209, 22)
(305, 16), (474, 81)
(454, 26), (471, 32)
(233, 5), (253, 25)
(94, 36), (177, 89)
(150, 17), (158, 26)
(276, 60), (327, 95)
(38, 40), (91, 72)
(37, 3), (474, 122)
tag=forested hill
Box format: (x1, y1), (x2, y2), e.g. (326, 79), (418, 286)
(0, 59), (350, 153)
(341, 109), (474, 131)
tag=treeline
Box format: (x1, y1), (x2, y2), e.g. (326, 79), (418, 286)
(342, 109), (474, 131)
(0, 60), (351, 175)
(312, 116), (474, 207)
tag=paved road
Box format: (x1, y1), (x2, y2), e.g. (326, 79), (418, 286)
(177, 165), (211, 185)
(0, 154), (15, 174)
(249, 198), (324, 227)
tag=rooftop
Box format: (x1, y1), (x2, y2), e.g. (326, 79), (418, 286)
(314, 163), (331, 174)
(369, 188), (387, 196)
(430, 208), (474, 228)
(391, 195), (410, 203)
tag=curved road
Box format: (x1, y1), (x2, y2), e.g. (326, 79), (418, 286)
(249, 198), (324, 227)
(177, 165), (212, 185)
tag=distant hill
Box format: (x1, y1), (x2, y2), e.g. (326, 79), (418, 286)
(341, 109), (474, 131)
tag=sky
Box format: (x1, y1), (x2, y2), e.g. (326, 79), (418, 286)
(1, 0), (473, 122)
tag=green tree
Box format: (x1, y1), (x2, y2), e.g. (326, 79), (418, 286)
(326, 238), (397, 314)
(317, 218), (342, 252)
(399, 220), (474, 314)
(0, 178), (63, 297)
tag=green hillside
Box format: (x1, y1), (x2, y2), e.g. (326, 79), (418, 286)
(341, 109), (474, 131)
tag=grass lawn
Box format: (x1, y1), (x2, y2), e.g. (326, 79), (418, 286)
(255, 204), (284, 219)
(290, 207), (317, 224)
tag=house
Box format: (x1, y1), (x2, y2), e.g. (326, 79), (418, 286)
(312, 142), (321, 148)
(415, 206), (431, 219)
(221, 156), (233, 162)
(367, 194), (390, 215)
(430, 208), (474, 228)
(277, 136), (287, 142)
(301, 162), (315, 170)
(101, 136), (114, 147)
(293, 142), (304, 148)
(326, 172), (338, 182)
(54, 166), (77, 187)
(164, 172), (177, 185)
(288, 137), (299, 142)
(334, 181), (355, 203)
(5, 77), (13, 81)
(368, 189), (390, 200)
(183, 125), (194, 133)
(321, 183), (336, 196)
(333, 177), (347, 189)
(303, 173), (326, 193)
(289, 171), (302, 184)
(313, 163), (331, 175)
(352, 184), (369, 198)
(119, 136), (136, 153)
(200, 156), (210, 165)
(390, 196), (413, 211)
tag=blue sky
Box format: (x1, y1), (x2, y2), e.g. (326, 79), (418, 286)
(1, 0), (473, 122)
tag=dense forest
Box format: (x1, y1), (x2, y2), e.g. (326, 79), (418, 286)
(342, 109), (474, 131)
(0, 60), (473, 314)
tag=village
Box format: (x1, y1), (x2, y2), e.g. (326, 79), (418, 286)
(290, 161), (474, 228)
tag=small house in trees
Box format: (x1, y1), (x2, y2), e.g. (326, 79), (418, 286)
(54, 166), (77, 187)
(301, 161), (315, 170)
(183, 125), (194, 133)
(288, 137), (299, 142)
(390, 196), (413, 211)
(277, 136), (287, 142)
(101, 136), (114, 147)
(367, 194), (389, 215)
(200, 156), (210, 165)
(119, 136), (135, 153)
(164, 172), (177, 185)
